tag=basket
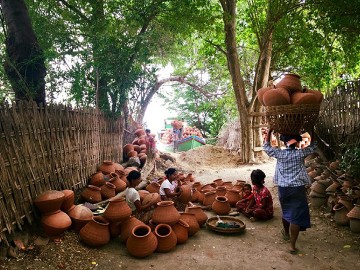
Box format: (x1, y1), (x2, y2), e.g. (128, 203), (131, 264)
(206, 216), (246, 234)
(265, 103), (320, 135)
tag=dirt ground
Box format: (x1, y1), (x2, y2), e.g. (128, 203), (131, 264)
(1, 145), (359, 270)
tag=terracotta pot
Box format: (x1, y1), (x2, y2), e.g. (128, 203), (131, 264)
(155, 224), (177, 252)
(310, 182), (327, 194)
(142, 193), (161, 207)
(212, 196), (231, 215)
(100, 182), (116, 199)
(103, 197), (132, 223)
(138, 190), (150, 201)
(135, 129), (146, 137)
(192, 182), (202, 191)
(177, 184), (192, 204)
(257, 87), (273, 105)
(115, 169), (126, 178)
(67, 205), (93, 231)
(185, 173), (195, 182)
(262, 88), (291, 106)
(304, 89), (323, 104)
(60, 190), (75, 213)
(291, 92), (318, 105)
(179, 212), (200, 236)
(80, 216), (110, 247)
(347, 204), (360, 220)
(113, 162), (124, 172)
(89, 172), (106, 187)
(190, 189), (201, 203)
(338, 196), (354, 212)
(146, 182), (161, 193)
(108, 173), (127, 193)
(126, 225), (158, 257)
(123, 144), (134, 154)
(41, 210), (72, 237)
(109, 221), (122, 238)
(333, 204), (350, 226)
(133, 145), (141, 153)
(216, 186), (227, 196)
(185, 205), (208, 227)
(172, 219), (189, 244)
(152, 201), (180, 226)
(203, 191), (217, 206)
(225, 189), (241, 207)
(213, 179), (224, 186)
(80, 185), (102, 204)
(127, 150), (138, 158)
(276, 73), (302, 94)
(34, 190), (65, 215)
(139, 155), (147, 165)
(148, 219), (158, 231)
(98, 160), (116, 175)
(120, 216), (145, 243)
(222, 181), (234, 190)
(309, 195), (327, 208)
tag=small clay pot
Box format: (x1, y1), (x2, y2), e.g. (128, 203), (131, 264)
(212, 196), (231, 215)
(126, 225), (158, 258)
(185, 205), (208, 227)
(155, 224), (177, 252)
(79, 216), (110, 247)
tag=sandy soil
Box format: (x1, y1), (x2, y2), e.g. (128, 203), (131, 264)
(1, 145), (359, 270)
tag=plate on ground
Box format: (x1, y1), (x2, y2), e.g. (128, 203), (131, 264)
(206, 216), (246, 234)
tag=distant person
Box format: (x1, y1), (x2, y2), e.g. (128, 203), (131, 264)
(145, 128), (156, 153)
(263, 128), (317, 254)
(243, 169), (274, 222)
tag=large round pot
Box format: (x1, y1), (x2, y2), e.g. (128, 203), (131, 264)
(89, 172), (106, 187)
(262, 88), (291, 106)
(103, 197), (132, 223)
(185, 205), (208, 227)
(41, 210), (72, 237)
(100, 182), (116, 199)
(146, 182), (160, 193)
(171, 219), (189, 244)
(98, 160), (116, 175)
(215, 186), (227, 196)
(276, 73), (302, 94)
(60, 189), (75, 213)
(34, 190), (65, 215)
(155, 224), (177, 252)
(79, 216), (110, 247)
(203, 191), (216, 206)
(179, 212), (200, 236)
(80, 185), (102, 204)
(120, 216), (145, 243)
(225, 189), (241, 207)
(213, 178), (224, 187)
(177, 184), (192, 204)
(212, 196), (231, 215)
(108, 173), (127, 193)
(126, 225), (158, 257)
(333, 204), (350, 226)
(67, 205), (93, 231)
(152, 201), (180, 226)
(123, 144), (134, 154)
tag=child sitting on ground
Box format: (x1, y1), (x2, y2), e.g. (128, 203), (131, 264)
(244, 169), (274, 221)
(235, 184), (254, 214)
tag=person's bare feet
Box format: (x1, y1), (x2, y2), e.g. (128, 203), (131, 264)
(289, 247), (299, 255)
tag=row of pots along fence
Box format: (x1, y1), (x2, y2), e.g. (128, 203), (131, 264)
(0, 79), (360, 243)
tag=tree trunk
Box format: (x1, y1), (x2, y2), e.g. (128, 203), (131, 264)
(1, 0), (46, 105)
(220, 0), (253, 163)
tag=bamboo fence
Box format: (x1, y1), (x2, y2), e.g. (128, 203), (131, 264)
(0, 101), (124, 242)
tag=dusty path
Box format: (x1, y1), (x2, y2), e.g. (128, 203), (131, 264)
(1, 145), (359, 270)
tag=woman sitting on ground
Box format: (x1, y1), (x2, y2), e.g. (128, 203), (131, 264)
(159, 167), (185, 211)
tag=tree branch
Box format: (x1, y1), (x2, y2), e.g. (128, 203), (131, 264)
(57, 0), (90, 22)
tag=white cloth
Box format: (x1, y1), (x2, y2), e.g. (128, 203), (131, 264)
(159, 179), (177, 196)
(126, 187), (140, 211)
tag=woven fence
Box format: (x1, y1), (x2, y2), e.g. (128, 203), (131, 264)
(316, 80), (360, 157)
(0, 101), (124, 241)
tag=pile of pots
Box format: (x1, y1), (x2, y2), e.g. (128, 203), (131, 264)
(123, 128), (154, 165)
(306, 156), (360, 233)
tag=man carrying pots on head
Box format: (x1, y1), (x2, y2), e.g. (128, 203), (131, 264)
(263, 129), (317, 255)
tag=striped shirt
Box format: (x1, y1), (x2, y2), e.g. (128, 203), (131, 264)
(263, 142), (317, 187)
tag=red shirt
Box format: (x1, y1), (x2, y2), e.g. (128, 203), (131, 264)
(253, 185), (273, 215)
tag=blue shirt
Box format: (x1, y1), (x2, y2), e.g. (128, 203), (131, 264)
(263, 141), (317, 187)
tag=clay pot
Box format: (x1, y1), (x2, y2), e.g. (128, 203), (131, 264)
(222, 181), (234, 190)
(139, 155), (147, 165)
(79, 216), (110, 247)
(310, 182), (327, 194)
(120, 216), (145, 243)
(185, 205), (208, 227)
(98, 160), (116, 175)
(100, 182), (116, 199)
(109, 222), (122, 238)
(309, 195), (327, 208)
(262, 88), (291, 106)
(123, 144), (134, 154)
(276, 73), (302, 94)
(133, 145), (141, 153)
(215, 186), (227, 196)
(155, 224), (177, 252)
(291, 92), (318, 105)
(138, 190), (150, 201)
(257, 87), (273, 105)
(142, 193), (161, 207)
(148, 219), (158, 231)
(333, 204), (350, 226)
(113, 162), (124, 172)
(347, 204), (360, 220)
(179, 212), (200, 236)
(225, 189), (241, 207)
(146, 182), (161, 193)
(192, 182), (202, 191)
(115, 169), (126, 178)
(103, 197), (132, 223)
(185, 173), (195, 182)
(126, 225), (158, 257)
(135, 129), (146, 137)
(212, 196), (231, 215)
(41, 210), (72, 237)
(177, 184), (192, 204)
(127, 150), (138, 158)
(172, 219), (189, 244)
(213, 179), (224, 186)
(338, 196), (354, 212)
(203, 191), (216, 206)
(60, 190), (75, 213)
(89, 172), (106, 187)
(152, 201), (180, 226)
(305, 89), (323, 103)
(108, 173), (127, 193)
(190, 189), (201, 203)
(80, 185), (102, 204)
(67, 205), (93, 231)
(34, 190), (65, 215)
